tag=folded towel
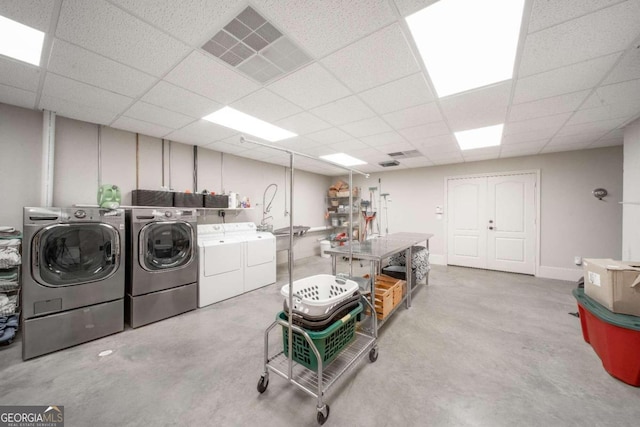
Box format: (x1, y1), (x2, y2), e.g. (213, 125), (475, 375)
(0, 270), (18, 281)
(0, 239), (20, 247)
(0, 227), (15, 233)
(0, 247), (21, 268)
(0, 295), (17, 316)
(0, 294), (8, 308)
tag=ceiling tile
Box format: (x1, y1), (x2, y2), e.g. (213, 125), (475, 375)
(340, 117), (392, 138)
(205, 141), (248, 155)
(276, 136), (322, 150)
(541, 142), (593, 153)
(463, 153), (501, 163)
(500, 139), (547, 154)
(603, 47), (640, 85)
(513, 53), (620, 103)
(0, 84), (36, 110)
(360, 131), (408, 147)
(42, 73), (133, 114)
(508, 90), (590, 122)
(358, 73), (434, 115)
(500, 148), (542, 158)
(548, 133), (603, 146)
(267, 63), (351, 109)
(440, 81), (511, 131)
(231, 89), (302, 122)
(0, 0), (56, 31)
(142, 81), (222, 118)
(430, 152), (464, 164)
(321, 24), (420, 92)
(400, 157), (434, 168)
(393, 0), (440, 17)
(376, 141), (418, 154)
(309, 96), (375, 126)
(382, 103), (442, 130)
(505, 113), (572, 135)
(109, 0), (239, 45)
(590, 138), (623, 148)
(527, 0), (622, 33)
(503, 130), (557, 144)
(253, 0), (396, 57)
(329, 139), (368, 151)
(567, 105), (629, 125)
(555, 117), (625, 137)
(414, 134), (457, 148)
(519, 1), (640, 76)
(306, 127), (353, 144)
(123, 101), (194, 129)
(420, 141), (460, 155)
(165, 120), (237, 145)
(40, 94), (119, 125)
(56, 0), (190, 77)
(165, 51), (260, 104)
(582, 78), (640, 119)
(0, 57), (40, 91)
(48, 39), (156, 98)
(399, 121), (450, 141)
(111, 116), (173, 138)
(274, 112), (331, 135)
(348, 147), (385, 158)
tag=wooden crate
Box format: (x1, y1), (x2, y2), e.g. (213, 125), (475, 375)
(365, 274), (407, 320)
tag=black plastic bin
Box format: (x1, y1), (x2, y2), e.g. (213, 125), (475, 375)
(174, 192), (203, 207)
(131, 189), (173, 207)
(204, 194), (229, 208)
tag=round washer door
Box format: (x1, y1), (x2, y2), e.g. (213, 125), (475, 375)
(33, 223), (121, 287)
(139, 221), (195, 271)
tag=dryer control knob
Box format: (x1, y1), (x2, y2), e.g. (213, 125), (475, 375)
(165, 211), (172, 218)
(75, 210), (86, 219)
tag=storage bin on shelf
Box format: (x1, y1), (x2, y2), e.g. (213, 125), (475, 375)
(279, 302), (363, 371)
(281, 274), (359, 316)
(573, 287), (640, 386)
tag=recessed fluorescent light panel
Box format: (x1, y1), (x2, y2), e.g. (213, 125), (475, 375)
(202, 107), (297, 142)
(0, 15), (45, 66)
(406, 0), (525, 98)
(319, 153), (367, 167)
(455, 124), (504, 150)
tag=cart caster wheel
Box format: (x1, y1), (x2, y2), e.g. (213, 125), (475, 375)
(369, 347), (378, 363)
(316, 404), (330, 425)
(257, 376), (269, 393)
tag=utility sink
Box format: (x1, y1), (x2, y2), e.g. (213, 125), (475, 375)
(273, 226), (310, 252)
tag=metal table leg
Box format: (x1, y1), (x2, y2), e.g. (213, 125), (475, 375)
(405, 247), (412, 308)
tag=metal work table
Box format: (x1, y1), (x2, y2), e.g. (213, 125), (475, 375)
(324, 233), (432, 325)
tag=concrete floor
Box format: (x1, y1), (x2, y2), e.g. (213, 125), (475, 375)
(1, 257), (639, 426)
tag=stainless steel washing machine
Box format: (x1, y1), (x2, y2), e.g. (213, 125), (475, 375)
(22, 207), (125, 360)
(126, 208), (198, 328)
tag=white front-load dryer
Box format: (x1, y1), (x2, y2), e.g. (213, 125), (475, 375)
(243, 231), (276, 292)
(197, 224), (243, 307)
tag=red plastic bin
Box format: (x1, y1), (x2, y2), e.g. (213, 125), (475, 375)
(573, 288), (640, 386)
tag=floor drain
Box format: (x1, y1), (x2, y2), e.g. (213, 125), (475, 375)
(98, 350), (113, 357)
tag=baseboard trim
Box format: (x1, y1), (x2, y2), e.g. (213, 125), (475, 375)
(429, 254), (446, 265)
(536, 265), (583, 282)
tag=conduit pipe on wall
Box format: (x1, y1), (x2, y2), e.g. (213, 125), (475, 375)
(135, 133), (140, 189)
(40, 110), (56, 207)
(97, 125), (102, 187)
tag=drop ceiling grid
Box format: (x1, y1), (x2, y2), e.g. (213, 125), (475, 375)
(0, 84), (37, 110)
(122, 101), (195, 130)
(518, 0), (640, 77)
(0, 57), (41, 91)
(55, 0), (192, 77)
(439, 81), (512, 132)
(47, 39), (157, 98)
(229, 88), (303, 123)
(0, 0), (56, 31)
(141, 81), (223, 119)
(111, 115), (174, 138)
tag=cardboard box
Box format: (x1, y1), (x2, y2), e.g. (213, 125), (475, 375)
(583, 259), (640, 317)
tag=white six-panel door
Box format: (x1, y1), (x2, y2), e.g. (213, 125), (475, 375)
(447, 173), (536, 275)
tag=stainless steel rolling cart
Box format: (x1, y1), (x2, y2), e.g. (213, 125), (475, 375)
(238, 136), (376, 425)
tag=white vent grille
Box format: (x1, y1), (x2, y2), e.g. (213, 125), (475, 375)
(379, 160), (400, 167)
(202, 6), (311, 84)
(387, 150), (422, 159)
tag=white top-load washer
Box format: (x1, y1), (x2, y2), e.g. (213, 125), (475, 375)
(223, 222), (276, 292)
(196, 224), (243, 307)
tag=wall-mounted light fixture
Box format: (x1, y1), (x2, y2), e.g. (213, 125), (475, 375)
(593, 188), (608, 200)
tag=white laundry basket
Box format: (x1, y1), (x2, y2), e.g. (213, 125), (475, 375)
(281, 274), (359, 316)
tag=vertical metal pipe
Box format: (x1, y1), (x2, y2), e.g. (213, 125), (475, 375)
(287, 152), (294, 381)
(135, 133), (140, 190)
(193, 145), (198, 192)
(161, 138), (165, 187)
(97, 125), (102, 187)
(168, 140), (172, 190)
(40, 110), (56, 207)
(348, 170), (353, 277)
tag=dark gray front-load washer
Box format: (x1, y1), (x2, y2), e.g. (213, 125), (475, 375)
(125, 208), (198, 328)
(22, 207), (125, 360)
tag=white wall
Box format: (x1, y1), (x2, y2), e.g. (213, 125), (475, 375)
(623, 118), (640, 261)
(352, 146), (623, 281)
(0, 104), (42, 229)
(0, 103), (331, 254)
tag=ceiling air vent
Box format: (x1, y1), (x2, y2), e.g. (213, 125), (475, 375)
(387, 150), (422, 159)
(379, 160), (401, 167)
(202, 6), (312, 84)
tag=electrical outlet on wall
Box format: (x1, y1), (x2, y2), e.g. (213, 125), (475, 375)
(574, 256), (582, 266)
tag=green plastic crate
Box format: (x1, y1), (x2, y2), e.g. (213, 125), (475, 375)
(279, 302), (363, 371)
